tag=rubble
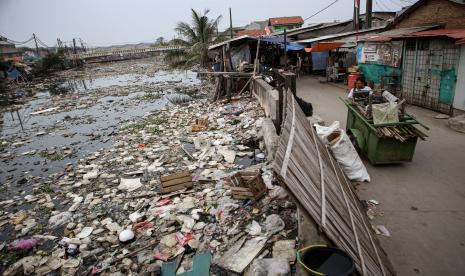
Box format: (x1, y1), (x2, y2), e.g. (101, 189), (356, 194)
(0, 58), (298, 275)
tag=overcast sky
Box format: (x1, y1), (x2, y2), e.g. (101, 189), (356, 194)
(0, 0), (412, 47)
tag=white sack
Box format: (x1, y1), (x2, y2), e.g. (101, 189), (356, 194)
(315, 121), (370, 182)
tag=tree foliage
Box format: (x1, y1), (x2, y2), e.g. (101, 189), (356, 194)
(164, 9), (221, 69)
(32, 50), (65, 75)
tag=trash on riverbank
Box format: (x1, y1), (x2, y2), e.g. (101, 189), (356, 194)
(0, 58), (297, 275)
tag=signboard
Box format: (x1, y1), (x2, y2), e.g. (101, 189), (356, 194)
(357, 41), (403, 67)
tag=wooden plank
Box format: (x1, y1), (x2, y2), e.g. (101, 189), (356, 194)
(231, 191), (254, 196)
(162, 176), (193, 187)
(232, 194), (254, 200)
(230, 187), (251, 192)
(162, 182), (193, 193)
(161, 171), (191, 182)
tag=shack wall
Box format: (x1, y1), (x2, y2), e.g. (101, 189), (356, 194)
(453, 45), (465, 111)
(393, 0), (465, 29)
(359, 63), (402, 84)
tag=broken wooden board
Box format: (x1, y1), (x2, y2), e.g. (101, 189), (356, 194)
(228, 170), (267, 200)
(160, 171), (193, 193)
(216, 235), (267, 273)
(191, 118), (209, 132)
(273, 92), (395, 276)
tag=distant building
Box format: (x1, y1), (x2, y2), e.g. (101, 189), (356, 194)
(284, 12), (396, 41)
(268, 16), (304, 32)
(0, 36), (21, 61)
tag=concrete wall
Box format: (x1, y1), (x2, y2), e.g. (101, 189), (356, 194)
(252, 78), (280, 160)
(453, 46), (465, 111)
(393, 0), (465, 29)
(253, 78), (280, 125)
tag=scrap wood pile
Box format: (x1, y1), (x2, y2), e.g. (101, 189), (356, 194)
(350, 92), (428, 142)
(273, 92), (396, 276)
(375, 125), (427, 142)
(0, 95), (299, 276)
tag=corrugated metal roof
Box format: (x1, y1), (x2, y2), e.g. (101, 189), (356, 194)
(295, 26), (385, 44)
(208, 35), (253, 51)
(269, 16), (304, 26)
(391, 29), (465, 41)
(359, 25), (440, 41)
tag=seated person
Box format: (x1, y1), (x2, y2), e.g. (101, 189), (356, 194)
(348, 77), (372, 98)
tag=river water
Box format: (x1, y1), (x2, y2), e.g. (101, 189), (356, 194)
(0, 59), (200, 201)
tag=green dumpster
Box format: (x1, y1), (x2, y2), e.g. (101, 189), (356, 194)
(342, 99), (428, 165)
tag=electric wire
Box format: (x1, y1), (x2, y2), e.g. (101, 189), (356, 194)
(303, 0), (340, 22)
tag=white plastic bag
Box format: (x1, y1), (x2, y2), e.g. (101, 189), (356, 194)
(315, 121), (370, 182)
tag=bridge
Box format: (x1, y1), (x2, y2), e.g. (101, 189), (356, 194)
(67, 45), (186, 61)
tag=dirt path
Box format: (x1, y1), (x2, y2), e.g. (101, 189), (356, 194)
(297, 76), (465, 276)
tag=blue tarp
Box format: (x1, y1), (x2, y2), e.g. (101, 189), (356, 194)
(259, 36), (305, 51)
(312, 51), (329, 70)
(7, 68), (21, 80)
(280, 43), (306, 51)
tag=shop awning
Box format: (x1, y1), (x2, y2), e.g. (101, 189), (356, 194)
(304, 42), (344, 52)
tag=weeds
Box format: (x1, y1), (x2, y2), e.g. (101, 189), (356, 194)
(39, 151), (64, 161)
(33, 183), (54, 195)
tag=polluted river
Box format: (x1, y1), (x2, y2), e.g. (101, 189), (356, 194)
(0, 58), (297, 275)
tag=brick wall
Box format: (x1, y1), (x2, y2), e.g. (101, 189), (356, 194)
(394, 0), (465, 29)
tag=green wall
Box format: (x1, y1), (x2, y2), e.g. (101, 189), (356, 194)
(273, 25), (302, 32)
(358, 63), (401, 84)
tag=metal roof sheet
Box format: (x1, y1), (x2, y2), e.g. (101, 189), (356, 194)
(295, 26), (385, 44)
(359, 25), (440, 41)
(391, 29), (465, 41)
(208, 35), (253, 51)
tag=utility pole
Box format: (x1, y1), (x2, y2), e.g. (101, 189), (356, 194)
(353, 0), (360, 31)
(284, 29), (288, 67)
(33, 33), (40, 57)
(366, 0), (373, 29)
(72, 38), (77, 54)
(79, 38), (86, 52)
(229, 8), (233, 39)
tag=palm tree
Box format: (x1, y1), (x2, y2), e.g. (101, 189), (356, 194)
(164, 9), (221, 69)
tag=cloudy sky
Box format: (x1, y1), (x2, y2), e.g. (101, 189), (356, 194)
(0, 0), (413, 47)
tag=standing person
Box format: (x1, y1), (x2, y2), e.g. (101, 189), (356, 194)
(348, 77), (372, 98)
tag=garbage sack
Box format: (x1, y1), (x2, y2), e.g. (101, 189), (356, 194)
(315, 121), (370, 182)
(263, 214), (285, 234)
(269, 186), (288, 200)
(372, 102), (399, 125)
(249, 258), (291, 276)
(8, 239), (38, 252)
(314, 121), (340, 142)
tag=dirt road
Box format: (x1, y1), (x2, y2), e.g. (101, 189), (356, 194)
(297, 76), (465, 276)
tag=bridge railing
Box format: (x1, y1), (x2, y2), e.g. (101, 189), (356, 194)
(67, 45), (186, 59)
